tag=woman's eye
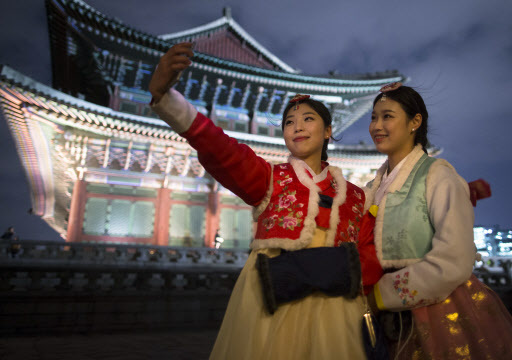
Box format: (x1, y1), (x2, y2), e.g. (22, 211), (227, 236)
(370, 116), (376, 122)
(305, 116), (314, 121)
(285, 120), (293, 126)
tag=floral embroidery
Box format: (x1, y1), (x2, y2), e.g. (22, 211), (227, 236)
(352, 204), (363, 217)
(352, 200), (364, 222)
(330, 179), (338, 192)
(383, 229), (409, 259)
(274, 188), (304, 230)
(278, 174), (293, 187)
(353, 190), (362, 200)
(277, 191), (297, 211)
(280, 215), (301, 230)
(267, 171), (305, 231)
(393, 271), (437, 307)
(339, 220), (360, 244)
(278, 196), (292, 210)
(279, 164), (288, 170)
(347, 220), (359, 243)
(262, 215), (278, 230)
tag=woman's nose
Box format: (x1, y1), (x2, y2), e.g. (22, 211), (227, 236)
(372, 118), (382, 130)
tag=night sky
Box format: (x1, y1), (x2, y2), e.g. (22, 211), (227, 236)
(1, 0), (511, 241)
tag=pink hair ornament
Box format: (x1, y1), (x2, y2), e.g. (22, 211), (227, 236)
(379, 82), (403, 102)
(289, 94), (311, 110)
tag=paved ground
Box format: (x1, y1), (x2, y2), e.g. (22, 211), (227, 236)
(0, 329), (218, 360)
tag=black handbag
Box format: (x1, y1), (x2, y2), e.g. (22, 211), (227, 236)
(255, 244), (361, 314)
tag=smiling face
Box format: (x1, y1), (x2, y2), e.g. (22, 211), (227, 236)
(370, 98), (421, 164)
(283, 103), (332, 168)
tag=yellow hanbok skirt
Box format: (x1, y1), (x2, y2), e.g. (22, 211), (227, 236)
(210, 229), (367, 360)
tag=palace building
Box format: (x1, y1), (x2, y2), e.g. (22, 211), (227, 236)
(1, 0), (409, 248)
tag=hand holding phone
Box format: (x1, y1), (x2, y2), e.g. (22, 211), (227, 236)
(149, 42), (195, 103)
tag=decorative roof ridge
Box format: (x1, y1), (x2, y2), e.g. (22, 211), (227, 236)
(52, 1), (405, 83)
(225, 17), (296, 74)
(312, 70), (404, 81)
(159, 17), (230, 41)
(159, 13), (297, 74)
(0, 65), (166, 127)
(58, 0), (169, 47)
(192, 52), (405, 85)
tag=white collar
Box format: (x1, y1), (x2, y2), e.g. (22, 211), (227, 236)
(382, 154), (408, 183)
(289, 156), (329, 183)
(375, 152), (411, 205)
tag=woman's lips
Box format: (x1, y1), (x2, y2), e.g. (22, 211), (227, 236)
(293, 136), (308, 142)
(374, 134), (387, 143)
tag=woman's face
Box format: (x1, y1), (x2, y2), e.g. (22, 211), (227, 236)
(370, 98), (418, 158)
(283, 103), (331, 163)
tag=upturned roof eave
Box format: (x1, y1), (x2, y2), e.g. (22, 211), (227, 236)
(49, 1), (406, 86)
(0, 65), (403, 156)
(159, 16), (297, 74)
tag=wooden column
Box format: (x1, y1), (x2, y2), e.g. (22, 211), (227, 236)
(205, 191), (220, 248)
(66, 180), (87, 242)
(154, 188), (171, 246)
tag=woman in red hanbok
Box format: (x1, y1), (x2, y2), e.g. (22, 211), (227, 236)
(148, 42), (383, 360)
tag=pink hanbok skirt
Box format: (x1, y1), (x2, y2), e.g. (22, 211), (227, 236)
(390, 275), (512, 359)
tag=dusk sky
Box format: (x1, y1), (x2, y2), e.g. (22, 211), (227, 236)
(1, 0), (511, 241)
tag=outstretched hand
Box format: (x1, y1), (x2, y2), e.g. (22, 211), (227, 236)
(149, 42), (194, 103)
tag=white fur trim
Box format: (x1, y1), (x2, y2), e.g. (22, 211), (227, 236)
(362, 186), (373, 213)
(386, 145), (425, 193)
(251, 158), (321, 250)
(252, 164), (274, 220)
(151, 88), (197, 133)
(251, 236), (315, 251)
(363, 159), (387, 213)
(324, 166), (347, 246)
(373, 194), (386, 267)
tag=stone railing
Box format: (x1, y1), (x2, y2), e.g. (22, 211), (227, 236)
(2, 241), (511, 292)
(0, 240), (251, 335)
(0, 240), (249, 293)
(0, 240), (248, 269)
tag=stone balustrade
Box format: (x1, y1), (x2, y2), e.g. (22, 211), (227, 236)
(0, 240), (249, 292)
(0, 240), (248, 268)
(2, 241), (511, 292)
(0, 240), (249, 335)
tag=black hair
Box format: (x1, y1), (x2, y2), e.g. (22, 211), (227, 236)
(282, 98), (332, 161)
(373, 86), (429, 153)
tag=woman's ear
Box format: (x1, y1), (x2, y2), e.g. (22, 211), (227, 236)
(411, 114), (422, 131)
(325, 125), (332, 139)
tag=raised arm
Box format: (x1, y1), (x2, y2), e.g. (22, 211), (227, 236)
(149, 43), (271, 206)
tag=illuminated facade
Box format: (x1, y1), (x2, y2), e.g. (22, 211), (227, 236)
(1, 0), (410, 248)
